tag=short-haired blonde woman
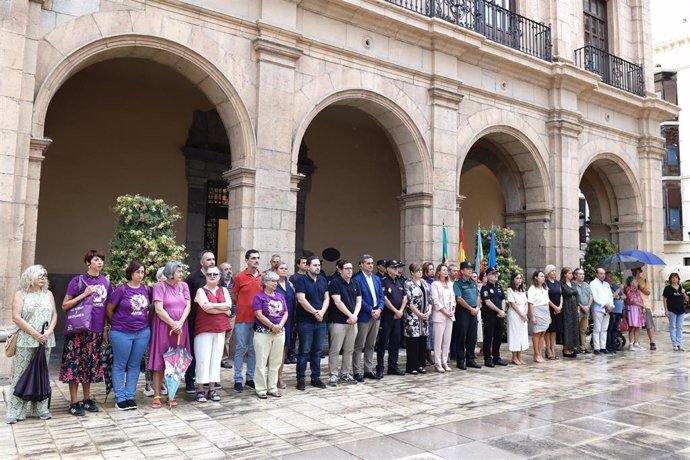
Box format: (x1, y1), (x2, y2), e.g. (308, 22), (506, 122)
(252, 271), (288, 399)
(6, 265), (58, 424)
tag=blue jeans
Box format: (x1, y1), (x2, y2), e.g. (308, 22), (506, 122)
(669, 311), (686, 347)
(110, 328), (150, 402)
(297, 321), (326, 381)
(233, 322), (255, 383)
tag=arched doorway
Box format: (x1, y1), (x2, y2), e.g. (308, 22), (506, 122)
(36, 57), (232, 285)
(459, 130), (550, 273)
(579, 155), (642, 251)
(295, 105), (403, 274)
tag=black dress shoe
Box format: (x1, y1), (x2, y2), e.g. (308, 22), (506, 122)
(354, 373), (365, 383)
(467, 361), (482, 369)
(311, 379), (327, 389)
(296, 379), (306, 391)
(484, 361), (495, 368)
(374, 369), (385, 379)
(363, 371), (377, 380)
(387, 368), (405, 376)
(417, 367), (427, 374)
(600, 349), (609, 354)
(493, 359), (508, 366)
(593, 350), (601, 355)
(457, 362), (467, 370)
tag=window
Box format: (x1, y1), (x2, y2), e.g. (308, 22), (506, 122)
(664, 181), (683, 240)
(584, 0), (608, 50)
(662, 125), (680, 176)
(683, 257), (690, 266)
(655, 72), (678, 105)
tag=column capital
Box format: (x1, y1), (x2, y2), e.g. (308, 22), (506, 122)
(456, 194), (466, 211)
(29, 137), (52, 162)
(428, 77), (463, 110)
(290, 173), (305, 192)
(398, 192), (433, 209)
(223, 167), (256, 190)
(546, 109), (583, 138)
(253, 36), (303, 69)
(505, 208), (552, 223)
(637, 135), (665, 161)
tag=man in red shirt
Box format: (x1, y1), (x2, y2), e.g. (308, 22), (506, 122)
(232, 249), (262, 393)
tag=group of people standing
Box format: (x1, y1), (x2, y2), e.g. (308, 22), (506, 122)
(5, 248), (684, 423)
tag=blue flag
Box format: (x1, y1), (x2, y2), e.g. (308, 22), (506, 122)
(442, 225), (448, 265)
(488, 228), (497, 269)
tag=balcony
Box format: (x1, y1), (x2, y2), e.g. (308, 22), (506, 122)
(574, 45), (645, 96)
(385, 0), (552, 61)
(665, 227), (683, 242)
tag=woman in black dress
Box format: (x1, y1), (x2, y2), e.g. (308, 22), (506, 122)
(544, 264), (562, 360)
(559, 267), (579, 358)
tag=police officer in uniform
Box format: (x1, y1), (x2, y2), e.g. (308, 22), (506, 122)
(376, 259), (407, 378)
(480, 267), (508, 367)
(453, 261), (481, 370)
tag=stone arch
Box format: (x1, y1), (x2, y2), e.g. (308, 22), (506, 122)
(292, 86), (432, 195)
(579, 151), (643, 249)
(457, 109), (552, 272)
(457, 109), (552, 211)
(33, 17), (255, 168)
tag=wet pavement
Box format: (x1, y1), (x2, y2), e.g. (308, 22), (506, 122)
(1, 317), (689, 459)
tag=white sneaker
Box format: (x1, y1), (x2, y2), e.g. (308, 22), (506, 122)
(679, 347), (685, 352)
(628, 344), (636, 351)
(328, 375), (338, 387)
(635, 343), (646, 351)
(160, 386), (168, 395)
(143, 383), (154, 397)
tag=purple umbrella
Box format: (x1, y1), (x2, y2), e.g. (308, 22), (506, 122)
(13, 322), (52, 404)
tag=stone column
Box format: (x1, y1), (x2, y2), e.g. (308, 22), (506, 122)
(429, 78), (463, 264)
(400, 192), (433, 263)
(223, 167), (257, 269)
(638, 135), (666, 313)
(23, 138), (51, 269)
(251, 27), (302, 268)
(505, 209), (551, 275)
(547, 109), (583, 268)
(0, 0), (44, 330)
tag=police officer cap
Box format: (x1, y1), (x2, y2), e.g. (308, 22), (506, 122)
(376, 259), (387, 266)
(385, 259), (405, 268)
(486, 266), (499, 274)
(459, 261), (473, 270)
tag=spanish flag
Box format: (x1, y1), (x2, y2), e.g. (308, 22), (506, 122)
(459, 218), (467, 263)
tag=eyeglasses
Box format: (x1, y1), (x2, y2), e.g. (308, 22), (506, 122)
(38, 273), (48, 278)
(206, 273), (220, 277)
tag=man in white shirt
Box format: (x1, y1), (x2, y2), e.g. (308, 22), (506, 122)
(589, 267), (614, 355)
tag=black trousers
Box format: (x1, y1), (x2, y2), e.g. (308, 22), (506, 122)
(405, 336), (426, 372)
(377, 310), (401, 370)
(454, 308), (478, 365)
(606, 312), (621, 351)
(481, 309), (503, 362)
(185, 308), (196, 387)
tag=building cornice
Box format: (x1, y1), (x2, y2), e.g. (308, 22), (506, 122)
(222, 167), (256, 190)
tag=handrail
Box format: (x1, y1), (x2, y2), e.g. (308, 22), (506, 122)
(574, 45), (645, 96)
(385, 0), (552, 61)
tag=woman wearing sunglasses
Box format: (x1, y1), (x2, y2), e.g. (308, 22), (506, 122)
(193, 267), (232, 402)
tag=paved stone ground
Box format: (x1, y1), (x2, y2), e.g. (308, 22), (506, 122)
(1, 318), (689, 459)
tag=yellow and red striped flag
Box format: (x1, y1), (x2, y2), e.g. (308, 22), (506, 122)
(459, 218), (467, 263)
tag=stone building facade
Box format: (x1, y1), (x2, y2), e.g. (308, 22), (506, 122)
(0, 0), (677, 327)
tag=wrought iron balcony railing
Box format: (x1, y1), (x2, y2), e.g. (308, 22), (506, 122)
(385, 0), (552, 61)
(574, 45), (645, 96)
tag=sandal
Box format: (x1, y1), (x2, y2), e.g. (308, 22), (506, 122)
(151, 396), (162, 409)
(167, 398), (178, 407)
(196, 392), (207, 403)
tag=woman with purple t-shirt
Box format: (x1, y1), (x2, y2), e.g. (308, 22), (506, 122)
(60, 250), (111, 417)
(106, 261), (151, 411)
(148, 261), (191, 408)
(252, 271), (288, 399)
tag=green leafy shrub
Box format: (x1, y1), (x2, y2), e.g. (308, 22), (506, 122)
(104, 195), (187, 286)
(583, 239), (618, 282)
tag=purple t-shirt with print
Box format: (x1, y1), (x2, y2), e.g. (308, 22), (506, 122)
(252, 291), (287, 329)
(66, 273), (112, 305)
(108, 284), (151, 332)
